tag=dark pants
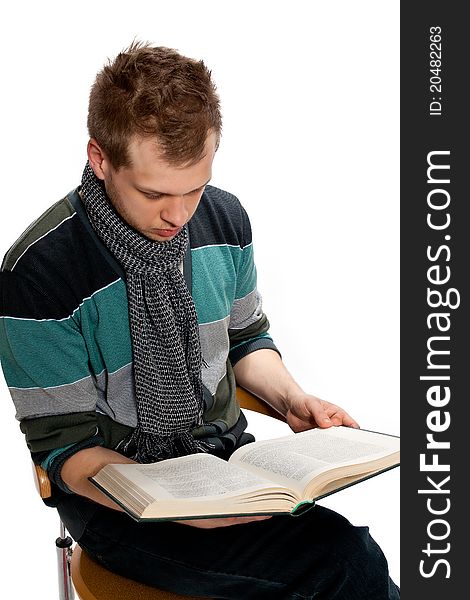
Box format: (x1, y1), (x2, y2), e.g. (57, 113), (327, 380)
(57, 495), (400, 599)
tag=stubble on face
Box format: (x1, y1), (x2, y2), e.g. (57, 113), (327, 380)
(104, 171), (142, 235)
(97, 132), (217, 242)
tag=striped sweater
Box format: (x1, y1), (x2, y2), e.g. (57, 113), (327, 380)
(0, 184), (278, 498)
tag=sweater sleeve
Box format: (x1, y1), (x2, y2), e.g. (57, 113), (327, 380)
(228, 207), (280, 365)
(0, 269), (102, 457)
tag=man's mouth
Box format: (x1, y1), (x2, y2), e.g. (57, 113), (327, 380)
(151, 227), (181, 238)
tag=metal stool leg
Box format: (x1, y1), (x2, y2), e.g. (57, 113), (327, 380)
(56, 519), (75, 600)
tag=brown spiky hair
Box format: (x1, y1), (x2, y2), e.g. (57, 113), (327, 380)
(87, 41), (222, 169)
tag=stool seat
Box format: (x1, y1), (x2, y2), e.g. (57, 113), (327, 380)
(71, 545), (202, 600)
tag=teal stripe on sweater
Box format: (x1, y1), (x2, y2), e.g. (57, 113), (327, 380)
(0, 316), (91, 388)
(0, 279), (132, 389)
(41, 443), (75, 470)
(229, 332), (273, 352)
(191, 244), (256, 324)
(78, 278), (132, 375)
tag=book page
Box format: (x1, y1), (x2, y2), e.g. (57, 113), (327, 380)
(230, 426), (400, 496)
(109, 453), (288, 501)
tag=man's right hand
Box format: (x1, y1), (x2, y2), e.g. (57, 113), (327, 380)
(176, 516), (272, 528)
(61, 446), (136, 511)
(61, 449), (274, 526)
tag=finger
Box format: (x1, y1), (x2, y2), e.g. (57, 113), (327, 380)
(176, 515), (272, 528)
(311, 405), (334, 428)
(295, 399), (334, 429)
(235, 516), (272, 524)
(217, 516), (272, 526)
(341, 414), (360, 429)
(287, 413), (316, 432)
(327, 408), (360, 429)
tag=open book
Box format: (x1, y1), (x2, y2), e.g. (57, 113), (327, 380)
(90, 426), (400, 521)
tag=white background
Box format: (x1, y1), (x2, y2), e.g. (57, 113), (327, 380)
(0, 1), (399, 597)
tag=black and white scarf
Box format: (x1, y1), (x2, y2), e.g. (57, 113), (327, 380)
(80, 162), (209, 463)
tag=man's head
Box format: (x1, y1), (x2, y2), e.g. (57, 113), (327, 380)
(86, 41), (221, 241)
(88, 41), (221, 169)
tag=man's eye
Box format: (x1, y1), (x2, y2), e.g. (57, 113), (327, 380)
(143, 186), (205, 200)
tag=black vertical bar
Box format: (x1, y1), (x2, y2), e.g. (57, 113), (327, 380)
(401, 2), (468, 598)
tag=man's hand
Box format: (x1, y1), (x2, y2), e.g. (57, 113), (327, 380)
(286, 391), (360, 432)
(176, 516), (272, 528)
(233, 349), (360, 432)
(61, 446), (136, 511)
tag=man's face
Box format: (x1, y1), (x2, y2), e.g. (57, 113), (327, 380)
(92, 132), (216, 242)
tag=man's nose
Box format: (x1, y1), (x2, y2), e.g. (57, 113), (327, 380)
(161, 196), (188, 227)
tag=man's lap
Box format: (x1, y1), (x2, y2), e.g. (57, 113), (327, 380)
(57, 495), (399, 599)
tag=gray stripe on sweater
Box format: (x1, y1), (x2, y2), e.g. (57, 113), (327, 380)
(199, 317), (230, 395)
(10, 376), (98, 420)
(10, 363), (138, 426)
(229, 289), (264, 330)
(94, 363), (137, 427)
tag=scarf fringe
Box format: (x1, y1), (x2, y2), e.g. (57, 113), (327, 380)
(119, 427), (212, 463)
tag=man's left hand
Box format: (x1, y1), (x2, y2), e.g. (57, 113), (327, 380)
(285, 392), (360, 432)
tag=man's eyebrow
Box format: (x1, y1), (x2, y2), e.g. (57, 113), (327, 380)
(138, 178), (211, 196)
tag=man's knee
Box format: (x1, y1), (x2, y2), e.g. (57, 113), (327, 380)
(331, 523), (399, 599)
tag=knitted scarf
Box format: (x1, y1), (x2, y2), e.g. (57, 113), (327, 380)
(80, 162), (209, 463)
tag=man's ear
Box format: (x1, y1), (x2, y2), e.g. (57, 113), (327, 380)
(87, 139), (109, 180)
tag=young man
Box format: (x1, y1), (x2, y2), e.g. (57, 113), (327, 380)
(0, 42), (399, 598)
